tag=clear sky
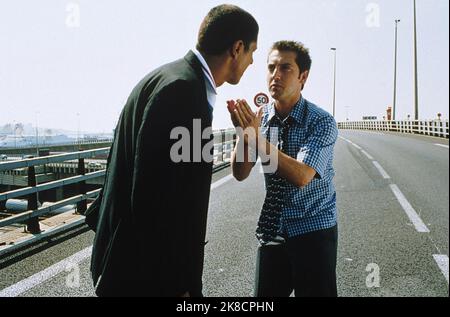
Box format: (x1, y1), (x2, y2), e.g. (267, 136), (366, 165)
(1, 0), (448, 133)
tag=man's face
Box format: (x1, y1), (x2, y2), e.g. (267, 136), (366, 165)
(228, 41), (257, 85)
(267, 50), (308, 101)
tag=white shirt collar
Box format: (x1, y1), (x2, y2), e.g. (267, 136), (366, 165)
(192, 48), (217, 95)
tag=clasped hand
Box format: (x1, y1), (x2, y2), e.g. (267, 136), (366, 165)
(227, 99), (263, 146)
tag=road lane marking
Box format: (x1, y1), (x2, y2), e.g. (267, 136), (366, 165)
(435, 144), (449, 149)
(361, 150), (374, 160)
(433, 255), (449, 284)
(338, 136), (351, 143)
(0, 246), (92, 297)
(211, 174), (234, 190)
(389, 184), (430, 233)
(338, 135), (363, 149)
(373, 161), (391, 179)
(339, 136), (376, 160)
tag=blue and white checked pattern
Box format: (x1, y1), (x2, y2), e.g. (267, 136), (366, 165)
(260, 97), (338, 237)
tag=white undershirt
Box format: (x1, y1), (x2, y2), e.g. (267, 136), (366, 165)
(192, 49), (218, 110)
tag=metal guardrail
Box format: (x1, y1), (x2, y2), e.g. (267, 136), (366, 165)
(0, 148), (110, 172)
(0, 190), (101, 228)
(0, 171), (105, 202)
(338, 120), (449, 139)
(213, 129), (236, 169)
(0, 148), (109, 236)
(0, 138), (114, 150)
(0, 129), (236, 257)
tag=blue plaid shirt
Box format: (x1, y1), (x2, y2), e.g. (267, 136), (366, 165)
(261, 97), (338, 237)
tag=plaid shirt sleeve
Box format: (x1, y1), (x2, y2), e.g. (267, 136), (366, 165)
(301, 116), (338, 178)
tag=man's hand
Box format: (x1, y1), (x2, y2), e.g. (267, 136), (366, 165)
(227, 100), (240, 127)
(227, 99), (263, 146)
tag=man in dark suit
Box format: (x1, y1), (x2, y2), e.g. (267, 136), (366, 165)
(87, 4), (258, 297)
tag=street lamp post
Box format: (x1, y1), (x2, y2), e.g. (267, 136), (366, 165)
(413, 0), (419, 120)
(76, 112), (80, 149)
(393, 19), (400, 121)
(35, 111), (39, 156)
(331, 48), (337, 118)
(13, 120), (17, 149)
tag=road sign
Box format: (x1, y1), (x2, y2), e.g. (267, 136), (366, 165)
(254, 93), (269, 107)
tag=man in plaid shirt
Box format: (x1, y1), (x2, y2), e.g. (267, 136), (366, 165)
(228, 41), (338, 297)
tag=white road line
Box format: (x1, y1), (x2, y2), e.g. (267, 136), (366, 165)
(433, 255), (449, 284)
(367, 132), (384, 136)
(1, 173), (235, 297)
(338, 136), (351, 143)
(389, 184), (430, 233)
(339, 136), (374, 159)
(372, 161), (391, 179)
(435, 144), (449, 149)
(361, 150), (374, 160)
(0, 246), (92, 297)
(211, 174), (234, 190)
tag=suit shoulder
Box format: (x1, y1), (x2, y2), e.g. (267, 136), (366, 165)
(127, 58), (201, 104)
(151, 57), (201, 88)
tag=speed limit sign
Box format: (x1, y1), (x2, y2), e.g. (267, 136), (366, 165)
(254, 92), (269, 107)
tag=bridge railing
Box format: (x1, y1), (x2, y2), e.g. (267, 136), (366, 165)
(0, 148), (109, 242)
(0, 129), (236, 257)
(338, 120), (449, 139)
(0, 138), (114, 150)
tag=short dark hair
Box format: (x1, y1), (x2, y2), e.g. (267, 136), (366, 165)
(196, 4), (259, 55)
(270, 41), (312, 74)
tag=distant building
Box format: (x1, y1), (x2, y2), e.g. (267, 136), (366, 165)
(362, 116), (378, 121)
(386, 106), (392, 121)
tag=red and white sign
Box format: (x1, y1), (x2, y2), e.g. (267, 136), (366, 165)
(254, 93), (269, 107)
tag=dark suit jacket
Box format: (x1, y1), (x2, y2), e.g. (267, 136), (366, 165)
(88, 51), (213, 297)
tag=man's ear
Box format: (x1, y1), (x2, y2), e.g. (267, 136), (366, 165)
(230, 40), (245, 59)
(299, 70), (309, 85)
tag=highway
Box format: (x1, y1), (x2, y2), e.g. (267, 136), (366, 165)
(0, 130), (448, 297)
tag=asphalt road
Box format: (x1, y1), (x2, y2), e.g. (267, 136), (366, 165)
(0, 130), (448, 297)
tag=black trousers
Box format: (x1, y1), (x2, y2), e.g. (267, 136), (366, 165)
(254, 225), (338, 297)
